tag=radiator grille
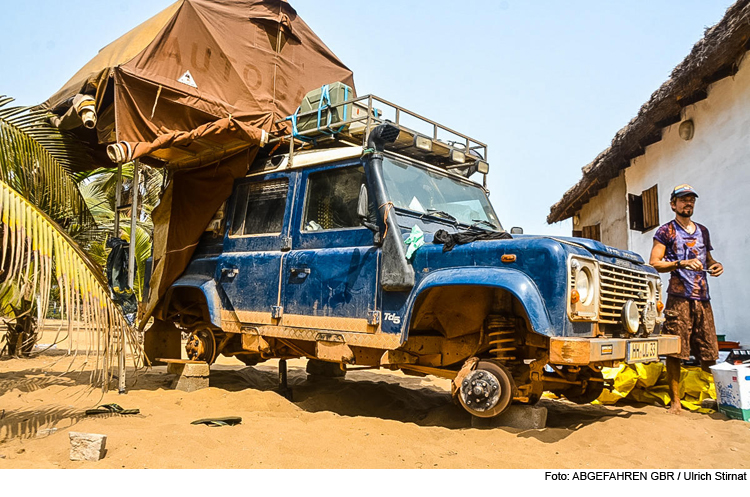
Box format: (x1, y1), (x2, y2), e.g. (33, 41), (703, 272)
(598, 263), (650, 324)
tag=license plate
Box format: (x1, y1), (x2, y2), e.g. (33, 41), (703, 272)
(626, 340), (659, 363)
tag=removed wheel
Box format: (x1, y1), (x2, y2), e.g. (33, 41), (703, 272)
(457, 360), (515, 418)
(562, 369), (604, 404)
(306, 359), (346, 378)
(185, 326), (217, 364)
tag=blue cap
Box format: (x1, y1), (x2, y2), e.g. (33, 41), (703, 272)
(671, 184), (699, 200)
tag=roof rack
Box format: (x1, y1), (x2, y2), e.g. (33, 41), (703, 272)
(268, 94), (489, 185)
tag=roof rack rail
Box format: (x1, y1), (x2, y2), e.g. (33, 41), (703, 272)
(268, 94), (489, 184)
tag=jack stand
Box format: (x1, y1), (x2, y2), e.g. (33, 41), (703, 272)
(278, 359), (293, 400)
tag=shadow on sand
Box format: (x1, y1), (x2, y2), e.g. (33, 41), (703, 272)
(0, 359), (647, 441)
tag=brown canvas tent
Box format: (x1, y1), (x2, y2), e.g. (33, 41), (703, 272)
(42, 0), (355, 325)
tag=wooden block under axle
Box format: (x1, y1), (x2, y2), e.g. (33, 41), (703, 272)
(160, 359), (210, 392)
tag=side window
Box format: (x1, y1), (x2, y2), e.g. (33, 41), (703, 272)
(303, 166), (365, 231)
(230, 178), (289, 236)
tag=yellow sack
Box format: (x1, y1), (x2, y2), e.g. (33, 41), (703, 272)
(630, 385), (671, 406)
(634, 362), (665, 388)
(594, 363), (716, 411)
(594, 364), (638, 405)
(679, 367), (716, 412)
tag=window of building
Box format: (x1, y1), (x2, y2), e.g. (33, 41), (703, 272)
(303, 166), (365, 231)
(230, 178), (289, 236)
(629, 184), (659, 232)
(581, 224), (601, 241)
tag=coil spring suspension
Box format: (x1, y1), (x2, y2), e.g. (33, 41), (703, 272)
(487, 315), (516, 361)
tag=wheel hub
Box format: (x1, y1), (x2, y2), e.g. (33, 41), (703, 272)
(460, 369), (501, 413)
(185, 328), (216, 363)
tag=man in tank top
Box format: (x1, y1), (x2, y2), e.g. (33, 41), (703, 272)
(649, 184), (723, 414)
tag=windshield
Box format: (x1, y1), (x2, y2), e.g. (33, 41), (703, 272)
(382, 157), (502, 229)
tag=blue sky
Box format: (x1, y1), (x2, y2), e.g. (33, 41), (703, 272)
(0, 0), (735, 235)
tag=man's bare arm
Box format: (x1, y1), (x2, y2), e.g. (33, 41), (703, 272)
(649, 240), (677, 273)
(649, 239), (703, 272)
(706, 251), (723, 276)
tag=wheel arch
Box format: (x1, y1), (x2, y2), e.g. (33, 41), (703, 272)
(400, 267), (553, 343)
(163, 275), (223, 329)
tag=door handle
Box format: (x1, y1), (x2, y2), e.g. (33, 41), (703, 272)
(290, 267), (310, 278)
(221, 267), (239, 278)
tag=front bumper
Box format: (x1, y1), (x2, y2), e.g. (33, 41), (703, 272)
(549, 335), (680, 365)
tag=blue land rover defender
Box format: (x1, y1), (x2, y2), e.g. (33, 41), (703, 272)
(146, 93), (679, 418)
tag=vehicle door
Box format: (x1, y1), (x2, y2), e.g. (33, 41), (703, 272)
(281, 162), (381, 333)
(218, 171), (296, 324)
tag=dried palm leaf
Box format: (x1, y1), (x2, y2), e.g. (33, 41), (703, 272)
(0, 178), (145, 391)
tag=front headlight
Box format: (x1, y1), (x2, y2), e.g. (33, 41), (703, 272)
(575, 267), (593, 305)
(569, 257), (599, 321)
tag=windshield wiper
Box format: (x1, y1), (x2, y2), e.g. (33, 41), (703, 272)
(469, 219), (499, 231)
(426, 209), (457, 223)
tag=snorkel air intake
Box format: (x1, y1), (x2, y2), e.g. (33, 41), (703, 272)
(364, 123), (415, 291)
(367, 122), (400, 152)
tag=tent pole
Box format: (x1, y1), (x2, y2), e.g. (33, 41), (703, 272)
(114, 164), (122, 237)
(114, 163), (126, 394)
(121, 159), (139, 394)
(128, 160), (139, 290)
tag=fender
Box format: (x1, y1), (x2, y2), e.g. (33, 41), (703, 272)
(401, 267), (554, 342)
(166, 275), (223, 329)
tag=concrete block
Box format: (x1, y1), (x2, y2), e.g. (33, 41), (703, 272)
(69, 432), (107, 461)
(167, 362), (210, 392)
(471, 404), (547, 430)
(172, 375), (209, 392)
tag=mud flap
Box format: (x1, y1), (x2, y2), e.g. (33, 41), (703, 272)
(143, 319), (181, 365)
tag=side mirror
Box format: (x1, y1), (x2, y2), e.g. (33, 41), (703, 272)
(358, 184), (379, 233)
(510, 226), (523, 235)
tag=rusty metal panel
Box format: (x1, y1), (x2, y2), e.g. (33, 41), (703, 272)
(256, 326), (400, 350)
(316, 342), (355, 363)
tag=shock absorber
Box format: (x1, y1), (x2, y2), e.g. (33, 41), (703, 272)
(486, 314), (516, 361)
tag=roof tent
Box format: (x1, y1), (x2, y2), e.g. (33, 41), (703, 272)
(42, 0), (355, 322)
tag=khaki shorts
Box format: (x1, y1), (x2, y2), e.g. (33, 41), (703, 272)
(663, 295), (719, 361)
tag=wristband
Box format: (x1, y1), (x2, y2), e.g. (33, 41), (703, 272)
(676, 260), (682, 269)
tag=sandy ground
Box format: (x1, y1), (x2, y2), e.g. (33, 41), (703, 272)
(1, 343), (750, 469)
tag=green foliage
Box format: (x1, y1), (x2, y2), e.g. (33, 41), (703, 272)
(0, 96), (96, 235)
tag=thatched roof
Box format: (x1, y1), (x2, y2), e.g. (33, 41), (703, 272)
(548, 0), (750, 224)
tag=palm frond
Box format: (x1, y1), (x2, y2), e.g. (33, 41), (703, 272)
(0, 96), (95, 233)
(122, 224), (153, 301)
(0, 178), (144, 390)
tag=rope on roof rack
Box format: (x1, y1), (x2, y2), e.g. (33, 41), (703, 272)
(285, 84), (349, 144)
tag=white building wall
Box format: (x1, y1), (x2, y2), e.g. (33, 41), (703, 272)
(623, 55), (750, 346)
(575, 171), (629, 250)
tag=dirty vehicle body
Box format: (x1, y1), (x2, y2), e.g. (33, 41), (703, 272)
(147, 94), (680, 418)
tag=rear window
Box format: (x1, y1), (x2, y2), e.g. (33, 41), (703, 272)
(230, 178), (289, 236)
